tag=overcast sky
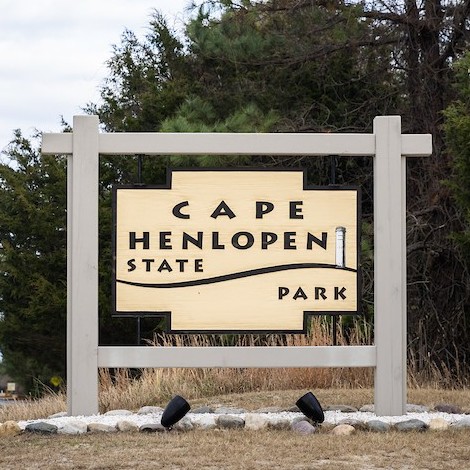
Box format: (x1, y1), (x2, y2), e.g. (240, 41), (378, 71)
(0, 0), (194, 155)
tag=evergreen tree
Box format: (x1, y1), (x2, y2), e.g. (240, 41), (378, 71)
(2, 1), (470, 388)
(0, 132), (67, 391)
(441, 54), (470, 362)
(444, 53), (470, 243)
(184, 1), (400, 132)
(90, 1), (470, 378)
(89, 12), (195, 133)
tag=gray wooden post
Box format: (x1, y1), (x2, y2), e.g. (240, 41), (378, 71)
(67, 116), (100, 416)
(373, 116), (407, 415)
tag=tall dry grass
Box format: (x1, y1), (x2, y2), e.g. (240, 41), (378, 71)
(98, 317), (374, 411)
(2, 317), (466, 420)
(0, 392), (66, 422)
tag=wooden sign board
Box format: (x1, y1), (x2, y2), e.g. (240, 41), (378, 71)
(113, 170), (360, 332)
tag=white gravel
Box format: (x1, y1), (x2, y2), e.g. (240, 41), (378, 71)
(17, 409), (468, 431)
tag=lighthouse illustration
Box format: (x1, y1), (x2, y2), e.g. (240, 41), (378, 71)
(335, 226), (346, 268)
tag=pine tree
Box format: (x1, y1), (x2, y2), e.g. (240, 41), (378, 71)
(0, 132), (67, 391)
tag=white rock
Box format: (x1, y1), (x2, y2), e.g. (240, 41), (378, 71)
(428, 418), (449, 431)
(117, 420), (140, 432)
(244, 414), (269, 431)
(0, 421), (22, 437)
(58, 419), (88, 435)
(88, 423), (117, 433)
(191, 415), (217, 430)
(331, 424), (355, 435)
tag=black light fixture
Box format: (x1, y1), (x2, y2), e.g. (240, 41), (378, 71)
(296, 391), (325, 423)
(161, 395), (191, 429)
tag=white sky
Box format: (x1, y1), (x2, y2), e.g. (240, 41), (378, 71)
(0, 0), (194, 155)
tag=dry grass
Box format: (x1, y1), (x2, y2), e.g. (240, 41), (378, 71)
(191, 387), (470, 414)
(0, 393), (66, 422)
(2, 387), (470, 423)
(1, 318), (469, 422)
(1, 428), (470, 469)
(98, 318), (374, 412)
(97, 365), (374, 413)
(2, 388), (470, 469)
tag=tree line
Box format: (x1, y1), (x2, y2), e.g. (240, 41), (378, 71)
(1, 0), (470, 390)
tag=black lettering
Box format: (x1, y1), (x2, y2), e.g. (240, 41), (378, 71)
(159, 231), (172, 249)
(261, 232), (278, 249)
(195, 259), (204, 272)
(278, 287), (289, 299)
(182, 232), (203, 249)
(175, 259), (189, 272)
(127, 259), (136, 272)
(129, 232), (149, 249)
(158, 259), (173, 272)
(306, 232), (328, 250)
(212, 232), (225, 249)
(315, 287), (327, 300)
(172, 201), (190, 219)
(256, 201), (274, 219)
(293, 287), (308, 300)
(289, 201), (303, 219)
(284, 232), (296, 249)
(334, 287), (347, 300)
(142, 259), (154, 272)
(232, 231), (255, 249)
(211, 200), (236, 219)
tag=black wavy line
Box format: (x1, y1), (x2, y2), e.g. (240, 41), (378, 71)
(116, 263), (356, 289)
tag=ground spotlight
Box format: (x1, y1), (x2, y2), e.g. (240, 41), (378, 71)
(161, 395), (191, 429)
(296, 391), (325, 423)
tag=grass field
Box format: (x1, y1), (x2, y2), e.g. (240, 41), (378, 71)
(1, 388), (470, 469)
(1, 428), (470, 470)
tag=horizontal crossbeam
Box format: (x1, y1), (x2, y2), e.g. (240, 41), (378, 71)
(42, 132), (431, 157)
(98, 345), (377, 368)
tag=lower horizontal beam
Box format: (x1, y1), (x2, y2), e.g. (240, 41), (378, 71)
(98, 345), (376, 368)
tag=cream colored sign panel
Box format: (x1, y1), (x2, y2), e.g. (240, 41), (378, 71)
(113, 170), (360, 332)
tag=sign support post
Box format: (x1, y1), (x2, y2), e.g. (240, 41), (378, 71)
(42, 115), (431, 417)
(373, 116), (407, 415)
(67, 116), (99, 415)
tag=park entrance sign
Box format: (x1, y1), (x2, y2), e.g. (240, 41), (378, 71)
(42, 116), (431, 417)
(113, 171), (360, 332)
